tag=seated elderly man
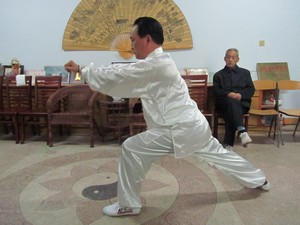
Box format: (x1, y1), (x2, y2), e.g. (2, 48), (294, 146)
(213, 48), (254, 151)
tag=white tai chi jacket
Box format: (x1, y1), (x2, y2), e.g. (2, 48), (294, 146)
(82, 47), (211, 158)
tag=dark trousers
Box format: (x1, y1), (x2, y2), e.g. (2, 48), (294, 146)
(216, 97), (249, 146)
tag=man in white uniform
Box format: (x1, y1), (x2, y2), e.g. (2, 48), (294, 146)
(65, 17), (270, 217)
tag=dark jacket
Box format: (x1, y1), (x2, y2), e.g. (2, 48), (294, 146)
(213, 65), (255, 109)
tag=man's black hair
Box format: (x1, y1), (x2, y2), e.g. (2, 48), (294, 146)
(133, 17), (164, 45)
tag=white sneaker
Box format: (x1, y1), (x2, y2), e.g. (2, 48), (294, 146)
(239, 132), (252, 147)
(257, 180), (271, 191)
(225, 145), (234, 151)
(102, 202), (141, 217)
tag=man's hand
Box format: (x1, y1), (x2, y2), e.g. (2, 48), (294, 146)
(64, 60), (79, 73)
(227, 92), (242, 101)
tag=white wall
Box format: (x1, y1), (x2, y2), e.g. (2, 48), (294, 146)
(1, 0), (300, 106)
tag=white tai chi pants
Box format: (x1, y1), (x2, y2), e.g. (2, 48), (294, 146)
(117, 131), (266, 208)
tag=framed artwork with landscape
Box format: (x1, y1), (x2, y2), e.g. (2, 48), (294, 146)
(44, 66), (70, 83)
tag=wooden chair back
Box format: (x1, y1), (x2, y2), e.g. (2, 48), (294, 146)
(35, 76), (62, 112)
(251, 80), (277, 110)
(5, 76), (32, 112)
(17, 75), (63, 144)
(277, 80), (300, 90)
(0, 76), (20, 143)
(253, 79), (277, 90)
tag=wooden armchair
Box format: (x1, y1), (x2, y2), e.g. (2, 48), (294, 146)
(47, 84), (99, 147)
(18, 76), (62, 144)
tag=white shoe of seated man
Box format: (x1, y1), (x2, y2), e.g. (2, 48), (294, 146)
(239, 132), (252, 147)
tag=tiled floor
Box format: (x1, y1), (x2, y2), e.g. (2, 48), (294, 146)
(1, 126), (300, 225)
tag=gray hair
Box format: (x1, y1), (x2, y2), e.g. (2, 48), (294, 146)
(225, 48), (239, 57)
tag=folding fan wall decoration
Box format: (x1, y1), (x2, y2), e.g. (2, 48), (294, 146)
(62, 0), (193, 59)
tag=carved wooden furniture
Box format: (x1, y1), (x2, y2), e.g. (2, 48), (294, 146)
(47, 84), (99, 147)
(18, 76), (62, 144)
(98, 98), (129, 143)
(182, 75), (213, 129)
(128, 98), (147, 136)
(0, 76), (14, 139)
(0, 76), (32, 143)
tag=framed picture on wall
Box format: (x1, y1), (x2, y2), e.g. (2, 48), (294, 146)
(44, 65), (70, 83)
(257, 62), (290, 81)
